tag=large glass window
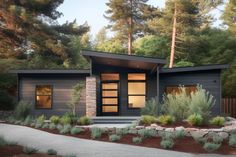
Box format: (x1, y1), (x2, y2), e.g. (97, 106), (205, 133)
(128, 73), (146, 108)
(36, 85), (52, 109)
(166, 85), (197, 96)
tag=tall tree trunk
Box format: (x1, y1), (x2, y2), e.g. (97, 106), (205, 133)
(169, 2), (177, 68)
(128, 0), (133, 55)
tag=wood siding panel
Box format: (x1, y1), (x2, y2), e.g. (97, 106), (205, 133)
(19, 74), (88, 117)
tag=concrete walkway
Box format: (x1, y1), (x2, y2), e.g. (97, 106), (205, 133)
(0, 123), (234, 157)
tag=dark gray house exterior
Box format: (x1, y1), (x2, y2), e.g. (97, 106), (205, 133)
(13, 50), (228, 117)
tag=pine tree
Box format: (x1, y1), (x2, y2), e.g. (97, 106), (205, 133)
(105, 0), (152, 54)
(222, 0), (236, 35)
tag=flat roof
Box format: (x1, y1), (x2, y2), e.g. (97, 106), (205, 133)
(159, 64), (228, 74)
(10, 69), (90, 74)
(82, 50), (166, 70)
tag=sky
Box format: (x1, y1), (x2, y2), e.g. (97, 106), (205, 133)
(57, 0), (223, 37)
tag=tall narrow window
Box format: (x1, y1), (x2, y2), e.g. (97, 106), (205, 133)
(128, 73), (146, 108)
(36, 85), (52, 109)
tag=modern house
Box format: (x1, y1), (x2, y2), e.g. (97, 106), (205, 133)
(12, 50), (228, 117)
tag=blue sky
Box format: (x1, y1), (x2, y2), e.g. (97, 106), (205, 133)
(57, 0), (223, 37)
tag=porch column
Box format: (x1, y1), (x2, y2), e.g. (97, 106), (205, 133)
(86, 77), (96, 117)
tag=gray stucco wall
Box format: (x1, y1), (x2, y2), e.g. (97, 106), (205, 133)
(19, 74), (88, 117)
(159, 70), (222, 115)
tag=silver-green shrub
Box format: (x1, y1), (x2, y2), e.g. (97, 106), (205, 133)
(229, 134), (236, 147)
(42, 123), (49, 129)
(91, 127), (102, 139)
(49, 123), (56, 130)
(203, 142), (221, 152)
(141, 98), (159, 116)
(70, 127), (83, 135)
(138, 129), (157, 138)
(47, 149), (57, 155)
(189, 85), (215, 123)
(59, 124), (72, 134)
(15, 101), (31, 119)
(132, 137), (142, 144)
(23, 146), (38, 154)
(109, 134), (121, 142)
(162, 87), (190, 121)
(175, 130), (185, 138)
(160, 139), (174, 149)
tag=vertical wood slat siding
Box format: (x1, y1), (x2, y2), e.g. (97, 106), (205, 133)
(222, 98), (236, 117)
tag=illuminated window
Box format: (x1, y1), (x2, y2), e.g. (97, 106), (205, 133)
(166, 85), (197, 96)
(101, 73), (119, 81)
(36, 85), (52, 109)
(128, 73), (146, 108)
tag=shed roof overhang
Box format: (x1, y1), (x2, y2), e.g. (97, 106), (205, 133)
(159, 64), (228, 74)
(10, 69), (90, 74)
(82, 50), (166, 70)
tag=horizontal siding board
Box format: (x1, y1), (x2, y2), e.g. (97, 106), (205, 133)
(19, 74), (87, 117)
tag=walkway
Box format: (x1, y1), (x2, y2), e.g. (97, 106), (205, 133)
(0, 124), (234, 157)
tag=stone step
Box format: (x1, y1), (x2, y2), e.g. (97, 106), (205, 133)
(91, 116), (140, 124)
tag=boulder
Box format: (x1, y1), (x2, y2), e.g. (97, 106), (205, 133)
(150, 123), (158, 127)
(190, 130), (208, 138)
(165, 128), (175, 132)
(223, 125), (236, 133)
(155, 126), (165, 131)
(135, 126), (145, 130)
(175, 126), (185, 131)
(218, 132), (229, 139)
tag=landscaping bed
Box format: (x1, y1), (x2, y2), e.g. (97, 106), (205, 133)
(0, 144), (60, 157)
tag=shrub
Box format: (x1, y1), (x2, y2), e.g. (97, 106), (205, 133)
(23, 115), (33, 125)
(162, 87), (191, 121)
(91, 127), (102, 139)
(56, 124), (63, 130)
(78, 116), (91, 125)
(49, 116), (60, 124)
(59, 115), (71, 125)
(210, 116), (225, 126)
(203, 142), (221, 152)
(160, 139), (174, 149)
(59, 124), (72, 134)
(189, 85), (215, 123)
(138, 129), (157, 138)
(23, 146), (38, 154)
(42, 123), (49, 129)
(132, 137), (142, 144)
(229, 134), (236, 147)
(47, 149), (57, 155)
(160, 132), (175, 140)
(193, 136), (207, 145)
(141, 98), (159, 116)
(0, 135), (7, 147)
(36, 115), (46, 124)
(15, 101), (31, 119)
(65, 154), (76, 157)
(175, 130), (185, 138)
(109, 134), (121, 142)
(70, 127), (83, 135)
(30, 123), (35, 127)
(116, 128), (129, 135)
(49, 123), (56, 130)
(35, 122), (43, 128)
(212, 133), (224, 144)
(140, 115), (157, 125)
(158, 115), (174, 125)
(187, 114), (203, 126)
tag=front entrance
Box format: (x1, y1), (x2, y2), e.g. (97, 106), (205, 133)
(100, 73), (119, 116)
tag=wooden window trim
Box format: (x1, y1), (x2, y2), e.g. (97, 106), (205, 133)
(128, 73), (146, 109)
(35, 85), (53, 109)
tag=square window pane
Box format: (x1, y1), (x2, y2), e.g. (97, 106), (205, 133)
(102, 106), (118, 112)
(36, 95), (52, 108)
(128, 82), (145, 95)
(101, 73), (119, 81)
(102, 98), (118, 105)
(102, 91), (117, 97)
(102, 83), (118, 89)
(36, 85), (52, 95)
(128, 73), (145, 80)
(128, 96), (145, 108)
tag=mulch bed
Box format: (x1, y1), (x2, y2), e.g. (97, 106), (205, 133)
(38, 127), (236, 155)
(1, 122), (236, 155)
(0, 145), (59, 157)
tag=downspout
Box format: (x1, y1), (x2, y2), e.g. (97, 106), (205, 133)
(156, 66), (160, 115)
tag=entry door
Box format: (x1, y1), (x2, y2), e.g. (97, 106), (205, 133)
(101, 82), (119, 116)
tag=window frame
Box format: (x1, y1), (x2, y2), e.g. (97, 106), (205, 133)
(35, 85), (53, 109)
(165, 84), (197, 96)
(127, 73), (146, 109)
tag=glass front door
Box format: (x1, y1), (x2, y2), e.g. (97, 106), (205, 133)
(101, 74), (119, 116)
